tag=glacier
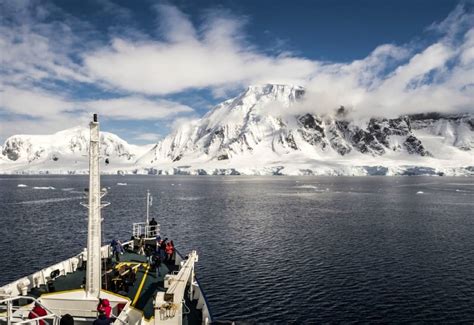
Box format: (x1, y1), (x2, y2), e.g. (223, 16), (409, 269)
(1, 84), (473, 176)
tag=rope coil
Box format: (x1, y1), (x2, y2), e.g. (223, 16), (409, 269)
(158, 302), (178, 319)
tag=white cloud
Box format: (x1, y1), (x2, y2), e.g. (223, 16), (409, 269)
(154, 4), (198, 43)
(82, 3), (474, 121)
(0, 1), (92, 87)
(287, 5), (474, 119)
(1, 86), (192, 120)
(1, 1), (473, 143)
(84, 97), (193, 120)
(0, 114), (87, 142)
(133, 132), (162, 142)
(1, 86), (73, 117)
(83, 6), (316, 95)
(0, 86), (194, 141)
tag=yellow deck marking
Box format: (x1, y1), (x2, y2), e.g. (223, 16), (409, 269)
(132, 264), (149, 306)
(115, 262), (143, 268)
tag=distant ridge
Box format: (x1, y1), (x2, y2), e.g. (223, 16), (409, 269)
(1, 84), (473, 176)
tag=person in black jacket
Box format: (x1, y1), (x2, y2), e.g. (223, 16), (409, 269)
(60, 314), (74, 325)
(149, 218), (158, 236)
(153, 251), (162, 278)
(159, 238), (167, 261)
(93, 311), (112, 325)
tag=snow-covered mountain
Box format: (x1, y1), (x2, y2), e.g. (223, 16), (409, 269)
(1, 84), (472, 175)
(0, 126), (149, 174)
(136, 84), (473, 176)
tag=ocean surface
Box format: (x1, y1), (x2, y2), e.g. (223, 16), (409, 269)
(0, 176), (473, 323)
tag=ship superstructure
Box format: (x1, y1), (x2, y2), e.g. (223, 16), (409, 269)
(0, 115), (212, 324)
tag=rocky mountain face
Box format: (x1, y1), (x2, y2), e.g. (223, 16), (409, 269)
(138, 84), (472, 169)
(410, 113), (474, 151)
(294, 113), (432, 157)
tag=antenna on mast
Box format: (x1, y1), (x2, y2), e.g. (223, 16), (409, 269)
(80, 113), (110, 299)
(146, 190), (152, 225)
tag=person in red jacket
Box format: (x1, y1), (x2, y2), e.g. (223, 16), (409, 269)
(97, 298), (112, 318)
(165, 241), (174, 262)
(28, 302), (47, 325)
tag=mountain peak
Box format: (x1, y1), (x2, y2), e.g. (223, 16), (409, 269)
(246, 83), (303, 91)
(54, 125), (87, 135)
(0, 125), (146, 164)
(245, 84), (305, 99)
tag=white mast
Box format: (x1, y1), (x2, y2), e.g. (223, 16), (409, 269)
(146, 190), (150, 225)
(85, 113), (102, 298)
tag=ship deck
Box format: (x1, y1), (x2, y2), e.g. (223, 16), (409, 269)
(26, 249), (203, 323)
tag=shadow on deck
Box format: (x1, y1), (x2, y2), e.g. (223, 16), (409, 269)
(28, 250), (188, 321)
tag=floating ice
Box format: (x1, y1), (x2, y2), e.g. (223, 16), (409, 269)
(17, 184), (28, 188)
(33, 186), (55, 190)
(176, 196), (203, 201)
(117, 183), (127, 186)
(15, 197), (82, 205)
(295, 185), (318, 189)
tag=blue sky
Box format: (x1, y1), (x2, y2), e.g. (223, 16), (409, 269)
(1, 0), (473, 144)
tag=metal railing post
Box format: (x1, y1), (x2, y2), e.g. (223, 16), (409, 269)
(7, 298), (12, 325)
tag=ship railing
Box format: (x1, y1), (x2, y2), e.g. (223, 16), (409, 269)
(132, 222), (160, 239)
(191, 278), (212, 324)
(0, 295), (61, 324)
(110, 309), (130, 325)
(0, 245), (111, 299)
(175, 249), (213, 324)
(154, 250), (201, 323)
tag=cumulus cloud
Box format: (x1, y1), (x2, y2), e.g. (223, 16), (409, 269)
(133, 132), (162, 142)
(1, 1), (473, 143)
(1, 86), (192, 119)
(84, 97), (193, 119)
(288, 5), (474, 119)
(1, 86), (74, 117)
(0, 115), (85, 141)
(0, 1), (92, 87)
(82, 3), (474, 120)
(0, 1), (195, 141)
(83, 4), (316, 95)
(0, 85), (193, 140)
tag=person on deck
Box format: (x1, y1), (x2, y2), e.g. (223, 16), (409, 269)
(156, 238), (162, 258)
(153, 250), (162, 278)
(28, 302), (47, 325)
(149, 217), (158, 237)
(160, 238), (168, 261)
(97, 299), (112, 318)
(145, 244), (153, 264)
(165, 241), (174, 262)
(110, 239), (123, 262)
(137, 235), (145, 255)
(93, 310), (112, 325)
(59, 314), (74, 325)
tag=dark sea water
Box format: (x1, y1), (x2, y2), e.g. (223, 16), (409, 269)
(0, 176), (473, 323)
